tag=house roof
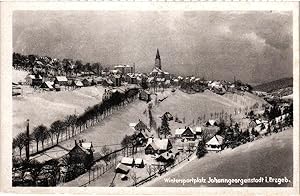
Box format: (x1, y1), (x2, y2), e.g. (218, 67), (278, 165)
(81, 142), (93, 151)
(157, 151), (174, 161)
(183, 127), (195, 135)
(134, 120), (148, 131)
(175, 128), (185, 135)
(56, 76), (68, 82)
(42, 81), (54, 89)
(31, 145), (69, 163)
(195, 127), (202, 133)
(26, 74), (42, 79)
(116, 163), (130, 173)
(129, 123), (137, 127)
(75, 80), (84, 87)
(206, 120), (217, 126)
(135, 158), (144, 165)
(147, 138), (170, 151)
(121, 157), (134, 165)
(206, 135), (224, 146)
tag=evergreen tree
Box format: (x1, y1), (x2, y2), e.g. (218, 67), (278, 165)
(196, 140), (207, 158)
(160, 115), (171, 138)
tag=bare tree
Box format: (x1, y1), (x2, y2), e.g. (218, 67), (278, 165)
(32, 125), (47, 152)
(14, 132), (27, 157)
(130, 170), (140, 186)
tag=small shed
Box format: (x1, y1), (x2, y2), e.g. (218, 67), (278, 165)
(134, 158), (145, 168)
(121, 157), (135, 167)
(115, 163), (130, 174)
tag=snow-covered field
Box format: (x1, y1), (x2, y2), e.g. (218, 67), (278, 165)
(145, 128), (293, 187)
(13, 84), (106, 137)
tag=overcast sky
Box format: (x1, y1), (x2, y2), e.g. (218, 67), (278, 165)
(13, 11), (292, 83)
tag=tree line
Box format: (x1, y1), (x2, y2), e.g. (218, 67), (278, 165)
(13, 88), (139, 158)
(13, 52), (105, 78)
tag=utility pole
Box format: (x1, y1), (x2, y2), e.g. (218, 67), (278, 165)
(25, 119), (30, 161)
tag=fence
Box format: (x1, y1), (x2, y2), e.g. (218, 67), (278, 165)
(77, 145), (140, 187)
(131, 151), (195, 187)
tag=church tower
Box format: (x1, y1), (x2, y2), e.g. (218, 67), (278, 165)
(155, 48), (161, 70)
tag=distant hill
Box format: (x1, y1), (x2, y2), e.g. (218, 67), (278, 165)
(253, 78), (293, 93)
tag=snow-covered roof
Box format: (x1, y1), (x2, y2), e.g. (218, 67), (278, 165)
(195, 127), (202, 133)
(42, 81), (54, 89)
(206, 135), (224, 146)
(121, 157), (134, 165)
(75, 80), (84, 87)
(56, 76), (68, 82)
(129, 123), (137, 127)
(116, 163), (130, 173)
(175, 128), (186, 135)
(207, 120), (217, 126)
(135, 158), (144, 165)
(148, 138), (170, 151)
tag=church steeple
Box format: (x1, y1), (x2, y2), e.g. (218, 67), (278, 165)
(156, 48), (160, 60)
(155, 48), (161, 70)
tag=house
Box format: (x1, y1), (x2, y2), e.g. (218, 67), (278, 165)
(102, 79), (114, 87)
(110, 69), (121, 75)
(202, 120), (220, 135)
(81, 78), (92, 87)
(111, 75), (121, 87)
(93, 77), (103, 85)
(175, 128), (185, 138)
(205, 135), (224, 152)
(115, 163), (130, 174)
(249, 119), (257, 128)
(102, 89), (112, 101)
(145, 138), (172, 155)
(68, 140), (94, 168)
(134, 158), (145, 168)
(40, 81), (54, 90)
(139, 90), (151, 102)
(25, 74), (43, 86)
(156, 152), (175, 163)
(135, 131), (148, 146)
(126, 73), (137, 84)
(194, 127), (202, 138)
(74, 80), (84, 88)
(114, 65), (134, 75)
(181, 127), (196, 141)
(205, 120), (218, 127)
(120, 157), (135, 167)
(132, 120), (149, 132)
(54, 76), (68, 86)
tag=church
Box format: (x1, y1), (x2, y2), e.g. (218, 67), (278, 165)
(149, 49), (170, 81)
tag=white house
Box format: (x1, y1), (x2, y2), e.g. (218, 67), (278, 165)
(205, 135), (224, 151)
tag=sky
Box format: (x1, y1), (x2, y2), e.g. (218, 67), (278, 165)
(13, 11), (293, 84)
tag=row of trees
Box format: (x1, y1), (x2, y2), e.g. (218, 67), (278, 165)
(13, 52), (105, 78)
(13, 88), (140, 157)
